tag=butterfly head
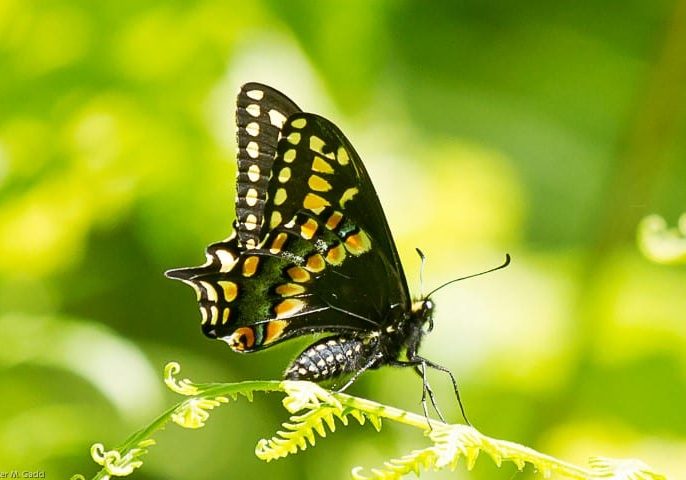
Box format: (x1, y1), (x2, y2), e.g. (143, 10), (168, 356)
(411, 298), (435, 333)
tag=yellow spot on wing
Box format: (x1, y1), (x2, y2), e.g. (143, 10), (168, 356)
(217, 281), (238, 302)
(284, 149), (296, 163)
(242, 256), (260, 277)
(278, 167), (292, 182)
(312, 156), (334, 174)
(246, 141), (259, 159)
(337, 146), (350, 165)
(210, 305), (219, 325)
(308, 175), (332, 192)
(309, 135), (325, 153)
(287, 132), (301, 145)
(246, 89), (264, 100)
(269, 109), (287, 128)
(340, 187), (358, 207)
(200, 306), (209, 324)
(291, 118), (307, 129)
(222, 307), (230, 324)
(270, 211), (282, 229)
(303, 193), (330, 213)
(246, 122), (259, 136)
(274, 188), (287, 205)
(264, 319), (289, 344)
(274, 299), (305, 318)
(246, 104), (260, 117)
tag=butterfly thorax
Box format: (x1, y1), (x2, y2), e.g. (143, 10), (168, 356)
(389, 298), (434, 360)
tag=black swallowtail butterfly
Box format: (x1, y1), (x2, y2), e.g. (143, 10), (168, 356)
(166, 83), (509, 422)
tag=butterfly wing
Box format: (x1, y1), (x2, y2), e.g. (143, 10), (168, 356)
(167, 89), (411, 352)
(166, 82), (300, 287)
(261, 112), (411, 311)
(234, 82), (301, 248)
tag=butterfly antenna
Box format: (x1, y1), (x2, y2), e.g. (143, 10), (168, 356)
(416, 248), (427, 298)
(426, 254), (511, 299)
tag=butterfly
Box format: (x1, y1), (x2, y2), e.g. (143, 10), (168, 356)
(166, 82), (509, 422)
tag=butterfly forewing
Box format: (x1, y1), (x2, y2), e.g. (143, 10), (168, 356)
(234, 83), (301, 248)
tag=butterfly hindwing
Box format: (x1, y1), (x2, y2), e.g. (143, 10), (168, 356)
(262, 113), (411, 305)
(175, 209), (403, 351)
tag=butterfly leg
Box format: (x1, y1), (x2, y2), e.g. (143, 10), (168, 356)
(389, 359), (445, 426)
(411, 355), (471, 426)
(414, 363), (446, 423)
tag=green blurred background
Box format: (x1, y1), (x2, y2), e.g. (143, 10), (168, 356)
(1, 0), (685, 478)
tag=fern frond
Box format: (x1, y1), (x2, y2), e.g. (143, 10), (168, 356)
(255, 386), (383, 462)
(74, 362), (282, 480)
(588, 457), (668, 480)
(352, 422), (667, 480)
(256, 405), (340, 460)
(352, 445), (439, 480)
(74, 365), (666, 480)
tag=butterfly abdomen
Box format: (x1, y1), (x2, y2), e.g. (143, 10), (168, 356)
(284, 335), (379, 383)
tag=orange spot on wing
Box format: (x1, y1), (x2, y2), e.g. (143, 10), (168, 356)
(300, 218), (319, 240)
(274, 299), (305, 318)
(217, 281), (238, 302)
(344, 230), (372, 255)
(287, 266), (311, 283)
(325, 211), (344, 230)
(264, 320), (289, 344)
(305, 254), (326, 273)
(228, 327), (255, 351)
(242, 256), (260, 277)
(270, 233), (288, 254)
(325, 243), (346, 266)
(275, 283), (306, 297)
